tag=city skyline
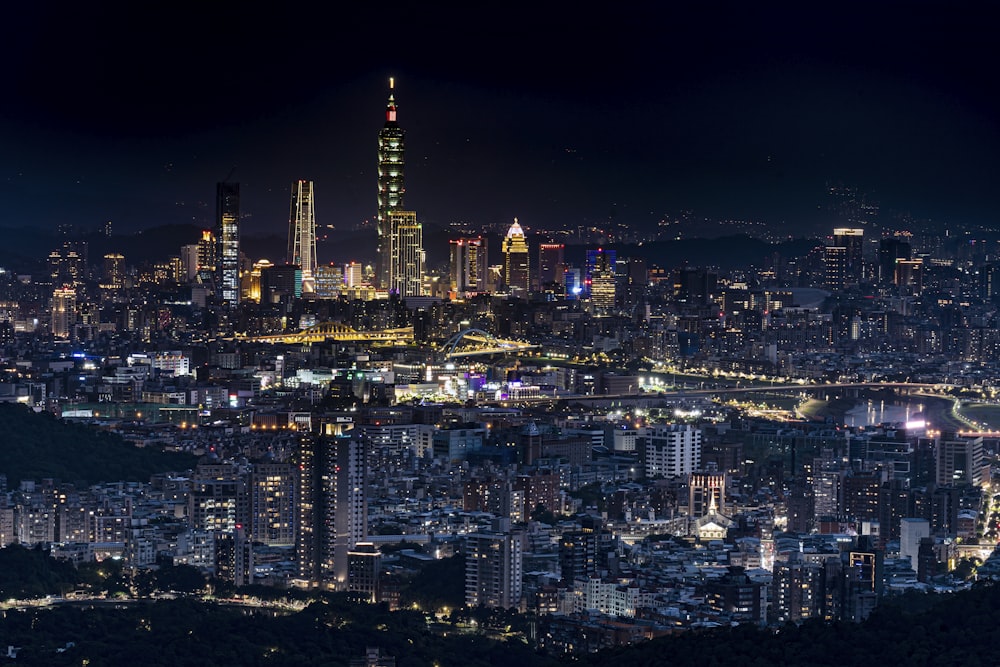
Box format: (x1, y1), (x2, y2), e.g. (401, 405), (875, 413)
(0, 4), (997, 238)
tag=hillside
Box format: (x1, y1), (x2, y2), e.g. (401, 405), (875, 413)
(0, 404), (197, 485)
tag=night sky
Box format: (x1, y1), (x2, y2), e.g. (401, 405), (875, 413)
(1, 3), (997, 241)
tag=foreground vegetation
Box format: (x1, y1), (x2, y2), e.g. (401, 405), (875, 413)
(4, 541), (1000, 667)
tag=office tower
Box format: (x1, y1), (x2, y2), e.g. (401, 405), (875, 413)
(197, 230), (217, 284)
(878, 237), (911, 284)
(102, 253), (125, 290)
(245, 259), (272, 303)
(674, 266), (716, 304)
(502, 218), (530, 296)
(50, 285), (77, 339)
(639, 424), (702, 478)
(833, 227), (864, 285)
(180, 244), (199, 282)
(377, 77), (405, 289)
(936, 434), (983, 487)
(824, 245), (847, 291)
(347, 542), (382, 603)
(288, 180), (318, 294)
(314, 264), (344, 299)
(296, 435), (367, 588)
(465, 517), (523, 609)
(243, 462), (296, 547)
(449, 237), (487, 296)
(588, 248), (616, 312)
(344, 261), (363, 287)
(538, 243), (565, 288)
(387, 210), (424, 297)
(216, 182), (240, 306)
(894, 259), (923, 293)
(260, 264), (302, 304)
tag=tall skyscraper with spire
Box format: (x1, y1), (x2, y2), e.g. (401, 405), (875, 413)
(377, 77), (405, 290)
(502, 218), (530, 296)
(288, 180), (318, 295)
(216, 181), (240, 306)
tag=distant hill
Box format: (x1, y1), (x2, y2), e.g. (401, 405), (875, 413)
(0, 404), (197, 485)
(0, 224), (823, 276)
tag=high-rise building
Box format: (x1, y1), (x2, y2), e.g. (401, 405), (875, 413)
(502, 218), (530, 296)
(51, 286), (77, 339)
(314, 264), (344, 299)
(449, 237), (487, 297)
(377, 78), (405, 290)
(216, 182), (240, 306)
(347, 542), (382, 603)
(102, 253), (125, 290)
(833, 227), (864, 286)
(197, 230), (217, 284)
(878, 237), (911, 284)
(588, 248), (616, 312)
(465, 518), (523, 609)
(894, 259), (923, 293)
(243, 462), (296, 548)
(296, 435), (367, 588)
(936, 434), (983, 487)
(387, 210), (424, 297)
(639, 424), (701, 478)
(288, 180), (318, 295)
(538, 243), (565, 288)
(824, 245), (847, 291)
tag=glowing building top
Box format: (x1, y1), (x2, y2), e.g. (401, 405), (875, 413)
(502, 218), (530, 296)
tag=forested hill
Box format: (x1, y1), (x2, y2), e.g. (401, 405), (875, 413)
(0, 404), (197, 485)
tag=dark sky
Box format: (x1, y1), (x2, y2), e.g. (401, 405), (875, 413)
(0, 2), (997, 242)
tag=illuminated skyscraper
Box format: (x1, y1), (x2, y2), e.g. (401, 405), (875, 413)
(588, 248), (616, 312)
(502, 218), (530, 296)
(216, 182), (240, 306)
(449, 237), (487, 296)
(288, 180), (318, 294)
(51, 285), (77, 339)
(296, 435), (367, 588)
(377, 78), (405, 289)
(387, 210), (425, 297)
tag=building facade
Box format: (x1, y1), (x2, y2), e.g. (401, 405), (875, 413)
(288, 180), (318, 294)
(377, 78), (405, 289)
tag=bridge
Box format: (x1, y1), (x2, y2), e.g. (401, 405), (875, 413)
(248, 322), (414, 345)
(438, 328), (539, 360)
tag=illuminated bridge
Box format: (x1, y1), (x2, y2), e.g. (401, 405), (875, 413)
(439, 328), (539, 360)
(248, 322), (414, 345)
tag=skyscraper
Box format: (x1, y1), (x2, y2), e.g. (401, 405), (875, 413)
(449, 237), (487, 297)
(502, 218), (530, 296)
(833, 227), (864, 286)
(288, 180), (318, 294)
(387, 210), (424, 297)
(51, 286), (77, 339)
(588, 248), (616, 312)
(537, 243), (565, 288)
(216, 182), (240, 306)
(296, 435), (367, 588)
(377, 78), (405, 289)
